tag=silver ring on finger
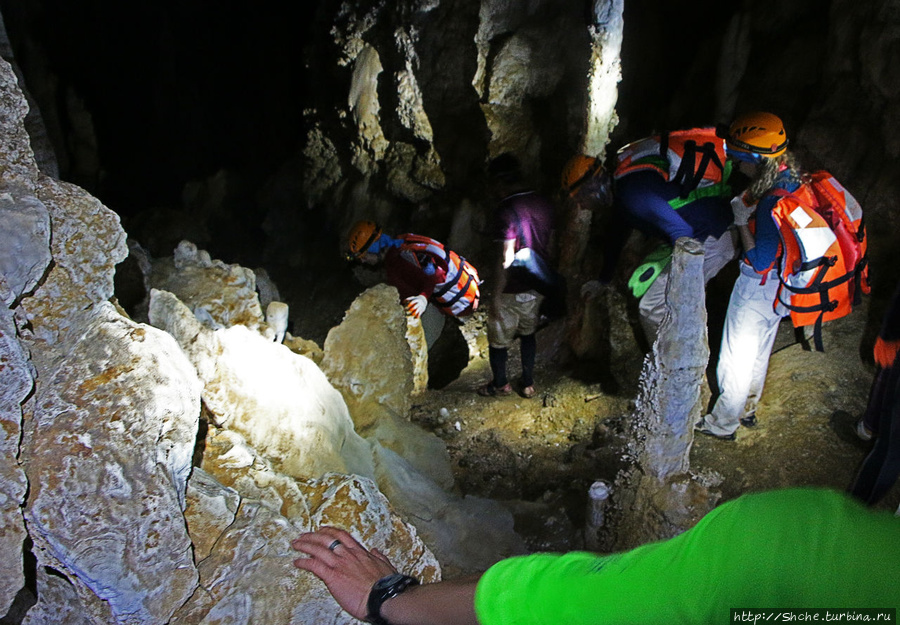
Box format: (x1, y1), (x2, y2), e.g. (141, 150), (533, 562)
(327, 539), (342, 551)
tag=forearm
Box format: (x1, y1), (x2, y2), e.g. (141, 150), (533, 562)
(292, 528), (482, 625)
(380, 578), (481, 625)
(737, 224), (755, 253)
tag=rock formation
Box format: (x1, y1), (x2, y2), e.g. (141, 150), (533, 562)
(0, 55), (454, 624)
(603, 238), (720, 551)
(2, 0), (900, 621)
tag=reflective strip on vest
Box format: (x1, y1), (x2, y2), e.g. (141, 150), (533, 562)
(826, 175), (863, 224)
(783, 206), (838, 289)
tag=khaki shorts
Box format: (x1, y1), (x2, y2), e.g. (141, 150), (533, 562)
(487, 290), (544, 349)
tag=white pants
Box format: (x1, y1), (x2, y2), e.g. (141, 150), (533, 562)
(703, 262), (785, 436)
(639, 230), (738, 342)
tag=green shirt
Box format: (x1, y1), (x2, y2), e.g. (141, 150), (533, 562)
(474, 489), (900, 624)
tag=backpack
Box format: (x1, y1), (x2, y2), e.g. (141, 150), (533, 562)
(398, 234), (482, 317)
(770, 171), (869, 350)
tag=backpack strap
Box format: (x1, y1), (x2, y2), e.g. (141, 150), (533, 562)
(432, 251), (464, 298)
(659, 131), (669, 158)
(670, 139), (697, 197)
(669, 140), (729, 203)
(776, 256), (855, 352)
(667, 158), (733, 210)
(851, 213), (869, 306)
(436, 266), (476, 309)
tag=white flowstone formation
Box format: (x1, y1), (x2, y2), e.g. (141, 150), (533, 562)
(149, 239), (266, 332)
(149, 288), (376, 481)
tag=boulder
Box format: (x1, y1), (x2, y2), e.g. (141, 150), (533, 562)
(22, 303), (202, 624)
(321, 284), (417, 432)
(177, 427), (441, 625)
(0, 306), (30, 614)
(149, 240), (266, 332)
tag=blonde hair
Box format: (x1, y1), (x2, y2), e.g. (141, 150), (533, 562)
(745, 151), (803, 204)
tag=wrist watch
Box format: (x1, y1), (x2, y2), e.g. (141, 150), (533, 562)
(366, 573), (419, 625)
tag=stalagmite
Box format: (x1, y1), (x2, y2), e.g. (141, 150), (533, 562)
(584, 479), (612, 550)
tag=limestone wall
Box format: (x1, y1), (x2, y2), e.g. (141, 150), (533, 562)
(0, 55), (449, 624)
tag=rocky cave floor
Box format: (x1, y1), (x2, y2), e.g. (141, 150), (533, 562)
(410, 311), (900, 555)
(272, 263), (900, 556)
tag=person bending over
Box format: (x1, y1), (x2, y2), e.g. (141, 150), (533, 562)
(346, 220), (481, 347)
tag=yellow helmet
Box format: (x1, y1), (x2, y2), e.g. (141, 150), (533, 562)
(347, 220), (382, 258)
(561, 154), (605, 195)
(726, 112), (788, 159)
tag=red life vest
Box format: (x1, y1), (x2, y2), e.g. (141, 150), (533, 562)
(398, 234), (481, 317)
(768, 171), (868, 350)
(614, 128), (730, 202)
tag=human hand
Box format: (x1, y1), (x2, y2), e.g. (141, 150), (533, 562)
(405, 294), (428, 318)
(292, 527), (398, 621)
(730, 194), (755, 226)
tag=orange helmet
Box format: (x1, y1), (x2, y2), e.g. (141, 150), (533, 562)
(347, 220), (382, 258)
(562, 154), (605, 195)
(726, 112), (788, 159)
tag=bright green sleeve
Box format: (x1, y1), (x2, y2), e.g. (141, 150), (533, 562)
(473, 489), (900, 625)
(473, 541), (714, 625)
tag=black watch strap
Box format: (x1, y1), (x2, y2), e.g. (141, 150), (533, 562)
(366, 573), (419, 625)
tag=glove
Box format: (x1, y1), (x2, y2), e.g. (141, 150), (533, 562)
(404, 295), (428, 318)
(873, 336), (900, 368)
(730, 194), (755, 226)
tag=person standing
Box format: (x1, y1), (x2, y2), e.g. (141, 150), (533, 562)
(477, 153), (558, 399)
(850, 279), (900, 505)
(696, 112), (799, 440)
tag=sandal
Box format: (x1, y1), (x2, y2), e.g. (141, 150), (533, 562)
(477, 383), (512, 397)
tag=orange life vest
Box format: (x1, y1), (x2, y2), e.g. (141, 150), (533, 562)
(768, 171), (868, 350)
(614, 128), (730, 202)
(398, 234), (481, 317)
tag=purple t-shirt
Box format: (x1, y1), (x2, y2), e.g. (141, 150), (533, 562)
(495, 191), (556, 293)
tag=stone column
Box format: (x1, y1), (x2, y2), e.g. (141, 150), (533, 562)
(604, 237), (720, 551)
(639, 237), (709, 478)
(582, 0), (625, 157)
